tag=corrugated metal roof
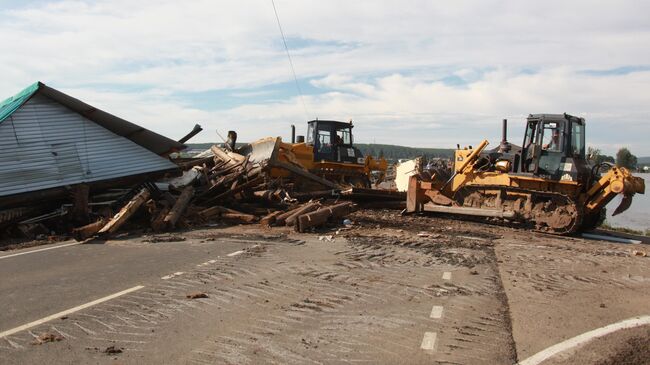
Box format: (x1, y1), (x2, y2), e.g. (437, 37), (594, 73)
(0, 82), (185, 155)
(0, 94), (179, 197)
(0, 82), (39, 125)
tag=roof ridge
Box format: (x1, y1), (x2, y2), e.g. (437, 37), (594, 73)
(0, 81), (42, 124)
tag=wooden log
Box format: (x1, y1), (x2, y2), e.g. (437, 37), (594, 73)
(260, 210), (284, 227)
(163, 186), (194, 228)
(252, 189), (287, 203)
(98, 188), (151, 235)
(72, 218), (107, 241)
(211, 145), (245, 166)
(202, 175), (264, 206)
(71, 184), (90, 223)
(221, 212), (257, 223)
(285, 202), (320, 227)
(198, 205), (256, 223)
(297, 202), (357, 233)
(151, 206), (171, 232)
(274, 201), (317, 226)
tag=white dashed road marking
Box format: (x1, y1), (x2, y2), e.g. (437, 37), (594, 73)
(0, 285), (144, 339)
(161, 272), (184, 280)
(420, 332), (437, 351)
(430, 305), (444, 319)
(442, 271), (452, 280)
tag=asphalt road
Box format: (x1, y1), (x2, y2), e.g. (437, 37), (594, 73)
(0, 235), (249, 333)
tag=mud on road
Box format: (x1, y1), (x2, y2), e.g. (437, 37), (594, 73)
(2, 209), (649, 365)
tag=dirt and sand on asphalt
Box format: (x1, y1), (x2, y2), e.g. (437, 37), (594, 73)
(1, 209), (648, 364)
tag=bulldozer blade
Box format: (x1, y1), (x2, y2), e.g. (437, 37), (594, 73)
(237, 137), (280, 165)
(612, 194), (633, 216)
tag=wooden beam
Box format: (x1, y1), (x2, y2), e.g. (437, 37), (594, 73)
(297, 202), (357, 232)
(163, 186), (194, 229)
(72, 218), (107, 241)
(98, 188), (151, 235)
(260, 210), (283, 227)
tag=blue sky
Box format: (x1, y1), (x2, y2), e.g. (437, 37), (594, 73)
(1, 0), (650, 155)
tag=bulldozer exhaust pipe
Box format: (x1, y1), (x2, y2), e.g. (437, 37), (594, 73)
(499, 119), (511, 153)
(291, 124), (296, 143)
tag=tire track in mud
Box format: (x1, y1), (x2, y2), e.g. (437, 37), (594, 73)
(179, 231), (517, 365)
(4, 228), (517, 365)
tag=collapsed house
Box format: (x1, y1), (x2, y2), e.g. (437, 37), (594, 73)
(0, 83), (403, 243)
(0, 82), (184, 237)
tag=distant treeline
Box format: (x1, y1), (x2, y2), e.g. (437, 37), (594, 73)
(186, 142), (453, 161)
(354, 143), (453, 160)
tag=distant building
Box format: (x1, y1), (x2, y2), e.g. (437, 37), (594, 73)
(0, 82), (184, 202)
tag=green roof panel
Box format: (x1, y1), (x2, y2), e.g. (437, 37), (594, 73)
(0, 82), (42, 124)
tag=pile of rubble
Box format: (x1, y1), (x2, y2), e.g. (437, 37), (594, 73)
(72, 142), (367, 241)
(1, 141), (402, 245)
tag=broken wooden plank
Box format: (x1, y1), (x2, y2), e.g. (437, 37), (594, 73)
(151, 206), (171, 232)
(72, 218), (107, 241)
(211, 145), (245, 166)
(221, 212), (257, 223)
(198, 205), (256, 223)
(260, 210), (284, 227)
(98, 188), (151, 235)
(274, 201), (315, 226)
(285, 202), (321, 227)
(202, 175), (264, 206)
(163, 186), (194, 229)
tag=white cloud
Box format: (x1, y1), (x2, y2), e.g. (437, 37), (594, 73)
(1, 1), (649, 155)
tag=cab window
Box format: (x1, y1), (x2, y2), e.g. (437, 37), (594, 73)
(336, 128), (351, 145)
(306, 123), (314, 144)
(571, 122), (585, 157)
(542, 122), (562, 152)
(316, 129), (332, 154)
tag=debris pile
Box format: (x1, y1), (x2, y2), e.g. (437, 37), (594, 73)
(2, 140), (401, 244)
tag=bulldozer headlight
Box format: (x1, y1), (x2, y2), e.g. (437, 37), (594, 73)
(357, 157), (365, 164)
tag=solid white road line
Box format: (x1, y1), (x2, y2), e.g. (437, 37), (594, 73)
(430, 305), (444, 319)
(420, 332), (437, 351)
(0, 242), (81, 260)
(0, 285), (145, 338)
(227, 250), (244, 257)
(442, 271), (452, 280)
(517, 315), (650, 365)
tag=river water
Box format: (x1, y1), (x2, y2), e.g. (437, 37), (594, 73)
(605, 174), (649, 233)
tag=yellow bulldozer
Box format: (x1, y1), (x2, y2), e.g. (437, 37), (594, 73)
(236, 120), (387, 189)
(406, 114), (645, 234)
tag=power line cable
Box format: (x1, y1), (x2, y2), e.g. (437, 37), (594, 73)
(271, 0), (310, 119)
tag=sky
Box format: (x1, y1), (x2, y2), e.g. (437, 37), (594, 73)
(1, 0), (649, 156)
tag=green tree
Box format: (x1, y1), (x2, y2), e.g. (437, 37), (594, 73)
(587, 146), (615, 165)
(616, 147), (637, 169)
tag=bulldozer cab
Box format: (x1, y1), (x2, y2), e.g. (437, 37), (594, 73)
(520, 114), (586, 181)
(306, 120), (363, 164)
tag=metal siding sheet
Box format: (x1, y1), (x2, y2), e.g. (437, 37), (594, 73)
(0, 95), (178, 197)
